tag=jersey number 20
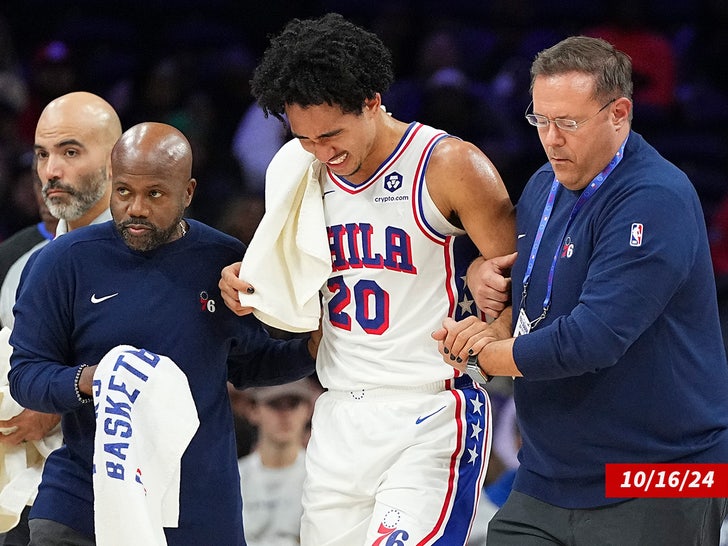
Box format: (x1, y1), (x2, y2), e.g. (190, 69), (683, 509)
(327, 275), (390, 335)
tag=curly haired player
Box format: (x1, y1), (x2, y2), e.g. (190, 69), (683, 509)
(219, 13), (515, 545)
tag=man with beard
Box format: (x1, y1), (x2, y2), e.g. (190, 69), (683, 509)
(0, 91), (120, 545)
(8, 122), (319, 545)
(0, 91), (120, 328)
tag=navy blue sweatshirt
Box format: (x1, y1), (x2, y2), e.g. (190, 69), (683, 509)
(9, 219), (315, 544)
(511, 132), (728, 508)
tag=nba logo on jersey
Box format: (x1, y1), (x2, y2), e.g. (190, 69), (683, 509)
(384, 172), (403, 192)
(630, 223), (643, 247)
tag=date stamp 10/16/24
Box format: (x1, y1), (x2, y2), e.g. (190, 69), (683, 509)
(605, 463), (728, 498)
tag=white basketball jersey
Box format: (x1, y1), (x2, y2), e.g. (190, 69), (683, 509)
(317, 122), (481, 390)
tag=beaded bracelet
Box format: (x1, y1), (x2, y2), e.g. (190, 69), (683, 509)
(74, 364), (92, 404)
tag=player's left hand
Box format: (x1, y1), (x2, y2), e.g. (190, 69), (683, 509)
(432, 316), (495, 367)
(219, 262), (255, 316)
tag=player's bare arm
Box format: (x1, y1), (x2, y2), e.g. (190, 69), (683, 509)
(425, 138), (516, 316)
(425, 138), (515, 259)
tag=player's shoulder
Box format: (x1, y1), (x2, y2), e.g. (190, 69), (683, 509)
(428, 131), (492, 172)
(425, 131), (502, 201)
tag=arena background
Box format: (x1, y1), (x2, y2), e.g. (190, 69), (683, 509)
(1, 0), (726, 242)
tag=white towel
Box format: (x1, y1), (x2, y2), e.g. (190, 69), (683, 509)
(238, 139), (331, 332)
(92, 345), (199, 546)
(0, 326), (62, 532)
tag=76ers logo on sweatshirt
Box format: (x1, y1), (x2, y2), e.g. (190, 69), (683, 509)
(561, 236), (574, 258)
(199, 291), (216, 313)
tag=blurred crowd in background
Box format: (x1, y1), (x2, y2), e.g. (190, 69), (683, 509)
(1, 0), (727, 296)
(1, 3), (728, 541)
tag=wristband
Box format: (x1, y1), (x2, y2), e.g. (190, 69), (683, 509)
(74, 364), (92, 404)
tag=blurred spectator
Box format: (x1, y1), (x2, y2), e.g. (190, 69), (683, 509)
(216, 193), (266, 246)
(0, 72), (29, 241)
(0, 153), (56, 295)
(123, 54), (236, 225)
(0, 1), (724, 324)
(420, 67), (481, 143)
(237, 378), (321, 546)
(583, 0), (677, 123)
(205, 44), (256, 156)
(478, 24), (570, 201)
(678, 0), (728, 102)
(125, 56), (192, 131)
(15, 41), (78, 147)
(230, 103), (289, 195)
(384, 25), (464, 123)
(227, 382), (257, 459)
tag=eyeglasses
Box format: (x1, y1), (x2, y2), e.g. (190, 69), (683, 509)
(525, 98), (617, 132)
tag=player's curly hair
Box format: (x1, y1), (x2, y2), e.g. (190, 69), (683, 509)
(251, 13), (394, 121)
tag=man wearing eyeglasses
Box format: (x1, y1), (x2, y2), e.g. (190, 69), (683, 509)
(433, 35), (728, 544)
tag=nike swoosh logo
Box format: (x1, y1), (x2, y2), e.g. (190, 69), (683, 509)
(322, 190), (335, 199)
(517, 233), (526, 239)
(91, 293), (119, 304)
(415, 405), (447, 425)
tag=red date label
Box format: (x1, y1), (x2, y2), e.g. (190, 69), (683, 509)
(605, 464), (728, 498)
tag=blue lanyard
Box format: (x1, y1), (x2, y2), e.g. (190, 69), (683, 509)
(37, 221), (55, 241)
(520, 139), (627, 328)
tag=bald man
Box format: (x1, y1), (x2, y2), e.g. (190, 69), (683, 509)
(7, 122), (318, 545)
(0, 92), (122, 546)
(0, 92), (121, 329)
(35, 91), (121, 234)
(108, 121), (195, 253)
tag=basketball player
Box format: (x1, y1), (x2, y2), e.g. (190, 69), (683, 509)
(219, 13), (515, 545)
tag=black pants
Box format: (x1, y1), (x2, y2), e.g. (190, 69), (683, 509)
(27, 519), (94, 546)
(488, 490), (728, 546)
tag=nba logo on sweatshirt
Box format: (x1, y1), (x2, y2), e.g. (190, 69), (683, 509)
(630, 223), (643, 247)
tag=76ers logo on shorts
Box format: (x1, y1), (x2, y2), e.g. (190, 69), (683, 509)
(384, 172), (403, 193)
(630, 223), (643, 247)
(373, 510), (409, 545)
